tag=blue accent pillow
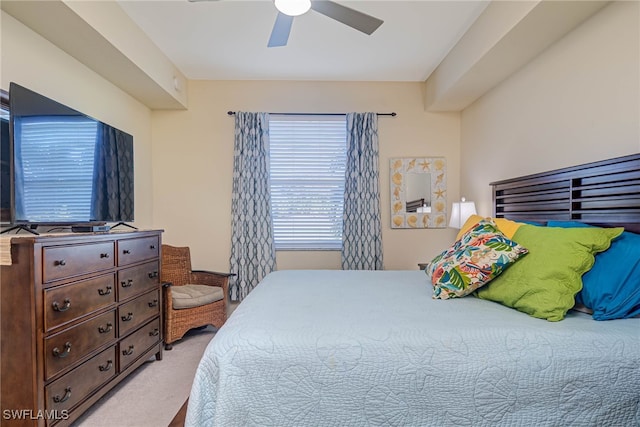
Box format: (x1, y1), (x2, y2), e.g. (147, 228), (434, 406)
(547, 221), (640, 320)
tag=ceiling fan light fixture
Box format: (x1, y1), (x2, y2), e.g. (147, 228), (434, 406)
(274, 0), (311, 16)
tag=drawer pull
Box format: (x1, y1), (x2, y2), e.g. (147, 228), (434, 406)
(99, 360), (113, 372)
(122, 345), (135, 356)
(54, 259), (66, 267)
(148, 299), (158, 308)
(52, 342), (72, 358)
(122, 249), (131, 255)
(53, 387), (72, 403)
(98, 286), (113, 296)
(52, 299), (71, 312)
(98, 322), (113, 334)
(121, 312), (134, 322)
(149, 328), (160, 337)
(121, 279), (133, 288)
(100, 253), (110, 259)
(148, 271), (159, 279)
(150, 244), (156, 250)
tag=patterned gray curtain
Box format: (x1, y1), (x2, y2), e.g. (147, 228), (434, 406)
(229, 112), (277, 301)
(341, 112), (384, 270)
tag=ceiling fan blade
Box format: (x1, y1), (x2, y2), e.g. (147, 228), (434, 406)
(310, 0), (383, 35)
(268, 12), (294, 47)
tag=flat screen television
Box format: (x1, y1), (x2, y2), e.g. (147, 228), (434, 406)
(3, 82), (134, 228)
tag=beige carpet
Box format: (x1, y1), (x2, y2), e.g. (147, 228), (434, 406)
(71, 326), (217, 427)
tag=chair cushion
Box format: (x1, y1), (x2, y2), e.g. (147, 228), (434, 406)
(172, 284), (224, 309)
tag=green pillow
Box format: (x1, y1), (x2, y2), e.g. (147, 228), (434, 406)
(476, 224), (623, 321)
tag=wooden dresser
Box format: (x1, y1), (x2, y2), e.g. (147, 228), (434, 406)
(1, 230), (163, 426)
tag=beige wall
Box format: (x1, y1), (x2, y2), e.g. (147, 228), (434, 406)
(151, 80), (461, 271)
(1, 11), (155, 228)
(460, 1), (640, 217)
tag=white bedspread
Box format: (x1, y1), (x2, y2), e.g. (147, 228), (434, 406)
(186, 270), (640, 426)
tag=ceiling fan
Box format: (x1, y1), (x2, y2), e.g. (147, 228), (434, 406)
(189, 0), (384, 48)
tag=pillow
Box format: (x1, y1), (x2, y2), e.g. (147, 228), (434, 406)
(456, 214), (527, 240)
(547, 221), (640, 320)
(426, 219), (529, 300)
(476, 224), (623, 321)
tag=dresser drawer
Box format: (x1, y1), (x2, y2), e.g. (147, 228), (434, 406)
(119, 318), (161, 370)
(44, 273), (116, 332)
(118, 290), (160, 336)
(45, 310), (116, 380)
(118, 261), (160, 302)
(43, 242), (115, 283)
(118, 236), (159, 266)
(46, 346), (116, 414)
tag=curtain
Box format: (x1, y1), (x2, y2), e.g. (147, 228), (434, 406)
(229, 112), (277, 301)
(341, 112), (384, 270)
(92, 124), (133, 222)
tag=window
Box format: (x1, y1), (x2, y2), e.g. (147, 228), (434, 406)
(14, 116), (98, 221)
(269, 115), (347, 250)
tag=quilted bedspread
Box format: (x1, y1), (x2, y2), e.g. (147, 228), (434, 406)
(186, 270), (640, 426)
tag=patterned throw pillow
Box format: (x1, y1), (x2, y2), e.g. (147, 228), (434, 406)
(426, 219), (529, 299)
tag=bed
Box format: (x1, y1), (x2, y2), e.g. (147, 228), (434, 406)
(186, 154), (640, 426)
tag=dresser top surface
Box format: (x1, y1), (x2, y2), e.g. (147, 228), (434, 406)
(1, 230), (163, 266)
(1, 229), (163, 244)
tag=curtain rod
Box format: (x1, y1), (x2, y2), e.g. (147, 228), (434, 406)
(227, 111), (396, 117)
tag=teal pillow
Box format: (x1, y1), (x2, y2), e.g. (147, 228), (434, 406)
(476, 224), (623, 321)
(547, 221), (640, 320)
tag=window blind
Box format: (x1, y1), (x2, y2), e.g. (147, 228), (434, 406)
(269, 115), (346, 250)
(16, 117), (98, 221)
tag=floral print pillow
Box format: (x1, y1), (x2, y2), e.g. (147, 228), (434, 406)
(426, 219), (528, 299)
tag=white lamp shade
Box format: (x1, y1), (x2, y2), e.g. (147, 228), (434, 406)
(449, 198), (477, 229)
(274, 0), (311, 16)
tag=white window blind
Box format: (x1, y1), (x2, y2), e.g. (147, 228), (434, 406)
(269, 115), (347, 250)
(16, 117), (97, 222)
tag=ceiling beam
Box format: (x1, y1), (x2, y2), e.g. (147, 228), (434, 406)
(1, 0), (188, 110)
(424, 0), (611, 112)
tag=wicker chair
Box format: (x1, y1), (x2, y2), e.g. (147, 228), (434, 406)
(161, 244), (233, 350)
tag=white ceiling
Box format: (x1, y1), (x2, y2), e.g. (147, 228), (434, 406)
(116, 0), (489, 82)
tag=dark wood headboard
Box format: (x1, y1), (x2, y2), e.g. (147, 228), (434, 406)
(491, 154), (640, 233)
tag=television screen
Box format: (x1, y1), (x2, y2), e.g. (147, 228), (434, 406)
(7, 82), (134, 225)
